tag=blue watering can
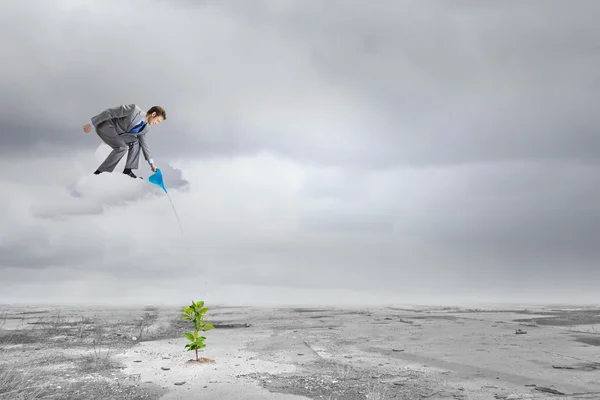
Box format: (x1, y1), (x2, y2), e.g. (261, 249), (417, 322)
(148, 168), (167, 193)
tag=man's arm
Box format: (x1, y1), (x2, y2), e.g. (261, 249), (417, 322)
(90, 104), (139, 127)
(138, 134), (156, 171)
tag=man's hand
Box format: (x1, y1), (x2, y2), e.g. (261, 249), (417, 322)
(150, 163), (157, 172)
(83, 123), (92, 133)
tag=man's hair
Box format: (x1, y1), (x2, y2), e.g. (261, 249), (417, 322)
(147, 105), (167, 120)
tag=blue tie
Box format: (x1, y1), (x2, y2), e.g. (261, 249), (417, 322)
(128, 120), (146, 134)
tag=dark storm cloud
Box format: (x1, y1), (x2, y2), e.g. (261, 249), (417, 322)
(175, 0), (600, 167)
(0, 119), (89, 154)
(2, 0), (600, 168)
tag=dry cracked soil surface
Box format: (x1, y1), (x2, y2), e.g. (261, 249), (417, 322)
(2, 303), (600, 399)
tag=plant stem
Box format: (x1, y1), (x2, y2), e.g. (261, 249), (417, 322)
(195, 347), (198, 361)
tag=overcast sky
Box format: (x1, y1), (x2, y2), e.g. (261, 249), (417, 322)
(1, 0), (600, 307)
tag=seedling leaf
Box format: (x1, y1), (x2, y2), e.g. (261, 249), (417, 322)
(181, 299), (216, 361)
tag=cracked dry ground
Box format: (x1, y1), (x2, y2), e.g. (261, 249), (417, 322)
(237, 306), (600, 400)
(235, 308), (469, 400)
(0, 307), (174, 400)
(5, 305), (600, 400)
(242, 361), (456, 400)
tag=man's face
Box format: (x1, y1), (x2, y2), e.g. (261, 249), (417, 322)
(147, 112), (165, 125)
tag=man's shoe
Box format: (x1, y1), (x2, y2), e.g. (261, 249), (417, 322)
(94, 170), (102, 175)
(123, 169), (142, 179)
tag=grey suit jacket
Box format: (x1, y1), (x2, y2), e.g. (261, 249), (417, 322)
(91, 104), (152, 163)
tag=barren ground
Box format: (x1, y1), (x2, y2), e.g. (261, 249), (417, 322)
(2, 303), (600, 399)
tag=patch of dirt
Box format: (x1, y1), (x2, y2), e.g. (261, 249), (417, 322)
(0, 307), (188, 400)
(552, 362), (600, 371)
(186, 357), (216, 364)
(210, 322), (251, 329)
(384, 307), (420, 312)
(290, 308), (330, 313)
(403, 315), (460, 321)
(17, 310), (50, 315)
(574, 336), (600, 346)
(38, 377), (167, 400)
(1, 358), (167, 400)
(513, 308), (600, 326)
(240, 360), (452, 400)
(0, 331), (39, 344)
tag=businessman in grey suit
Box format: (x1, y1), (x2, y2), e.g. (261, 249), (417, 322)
(83, 104), (167, 178)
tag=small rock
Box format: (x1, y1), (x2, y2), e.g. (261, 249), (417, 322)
(161, 367), (170, 371)
(392, 349), (404, 352)
(134, 360), (142, 363)
(174, 381), (186, 386)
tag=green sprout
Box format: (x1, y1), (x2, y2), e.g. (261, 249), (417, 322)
(180, 300), (214, 361)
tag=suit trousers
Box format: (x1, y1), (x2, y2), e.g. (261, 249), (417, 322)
(95, 126), (142, 172)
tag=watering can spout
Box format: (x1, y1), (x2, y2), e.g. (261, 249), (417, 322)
(149, 168), (168, 193)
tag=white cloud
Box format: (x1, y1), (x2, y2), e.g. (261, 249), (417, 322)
(2, 147), (600, 305)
